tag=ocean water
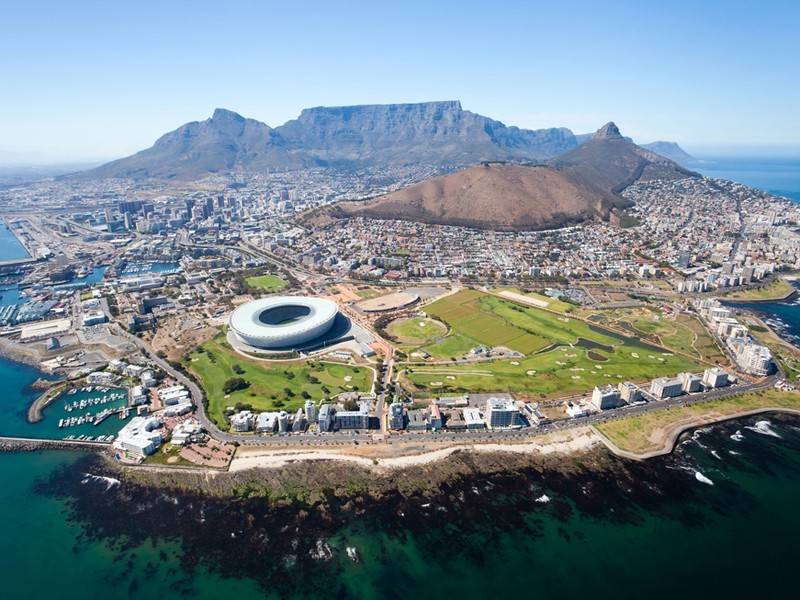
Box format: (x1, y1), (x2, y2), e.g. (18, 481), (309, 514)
(692, 156), (800, 202)
(724, 281), (800, 346)
(3, 399), (800, 600)
(0, 221), (29, 261)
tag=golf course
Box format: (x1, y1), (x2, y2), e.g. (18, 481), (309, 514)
(403, 289), (702, 397)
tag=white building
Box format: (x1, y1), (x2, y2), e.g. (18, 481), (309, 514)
(650, 377), (684, 399)
(618, 381), (642, 403)
(736, 343), (773, 376)
(130, 385), (148, 405)
(304, 399), (317, 424)
(255, 411), (279, 433)
(591, 385), (622, 410)
(87, 371), (116, 386)
(163, 402), (192, 417)
(702, 367), (729, 388)
(171, 420), (202, 445)
(230, 410), (254, 432)
(82, 310), (107, 326)
(335, 401), (370, 430)
(388, 402), (405, 430)
(679, 372), (703, 393)
(462, 407), (485, 429)
(114, 416), (163, 458)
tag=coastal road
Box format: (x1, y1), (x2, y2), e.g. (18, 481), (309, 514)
(109, 321), (778, 448)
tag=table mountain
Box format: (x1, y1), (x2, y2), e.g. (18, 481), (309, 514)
(76, 102), (578, 180)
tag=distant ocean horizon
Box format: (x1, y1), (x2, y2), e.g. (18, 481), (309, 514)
(691, 156), (800, 202)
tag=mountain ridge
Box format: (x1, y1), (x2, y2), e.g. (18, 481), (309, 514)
(77, 101), (578, 180)
(307, 122), (696, 232)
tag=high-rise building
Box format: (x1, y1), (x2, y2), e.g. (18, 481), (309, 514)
(591, 385), (622, 410)
(304, 399), (317, 424)
(485, 397), (520, 429)
(388, 402), (405, 430)
(650, 377), (684, 399)
(702, 367), (729, 388)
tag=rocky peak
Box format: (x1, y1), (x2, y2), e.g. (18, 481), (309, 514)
(211, 108), (246, 122)
(593, 121), (623, 140)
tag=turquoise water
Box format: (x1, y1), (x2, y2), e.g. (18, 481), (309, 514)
(0, 451), (265, 600)
(693, 156), (800, 201)
(0, 221), (29, 261)
(5, 406), (800, 600)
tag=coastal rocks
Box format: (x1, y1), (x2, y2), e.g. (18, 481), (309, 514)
(33, 415), (800, 597)
(0, 438), (107, 453)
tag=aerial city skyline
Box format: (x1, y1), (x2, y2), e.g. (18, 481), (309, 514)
(2, 2), (800, 599)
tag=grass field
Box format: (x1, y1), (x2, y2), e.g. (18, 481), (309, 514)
(723, 278), (796, 301)
(387, 317), (447, 345)
(583, 306), (727, 364)
(245, 274), (288, 293)
(495, 287), (575, 313)
(595, 390), (800, 454)
(184, 334), (373, 428)
(406, 289), (700, 397)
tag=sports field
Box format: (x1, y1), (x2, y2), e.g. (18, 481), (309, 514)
(184, 334), (373, 428)
(245, 274), (288, 293)
(387, 317), (447, 345)
(405, 289), (700, 397)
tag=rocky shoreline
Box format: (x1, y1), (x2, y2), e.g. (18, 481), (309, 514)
(31, 412), (800, 597)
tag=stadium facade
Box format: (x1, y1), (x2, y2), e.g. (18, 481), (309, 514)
(229, 296), (338, 349)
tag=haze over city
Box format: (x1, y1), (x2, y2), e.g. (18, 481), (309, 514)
(2, 0), (799, 164)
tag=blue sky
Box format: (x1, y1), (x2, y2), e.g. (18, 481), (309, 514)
(1, 0), (798, 163)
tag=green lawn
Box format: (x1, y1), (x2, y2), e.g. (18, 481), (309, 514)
(724, 278), (795, 301)
(184, 335), (373, 428)
(584, 306), (727, 364)
(387, 317), (447, 345)
(245, 274), (288, 293)
(495, 287), (575, 314)
(405, 289), (701, 397)
(596, 390), (800, 454)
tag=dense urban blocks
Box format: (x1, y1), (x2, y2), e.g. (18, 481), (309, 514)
(229, 296), (338, 349)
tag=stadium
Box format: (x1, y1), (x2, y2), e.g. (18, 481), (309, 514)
(229, 296), (339, 350)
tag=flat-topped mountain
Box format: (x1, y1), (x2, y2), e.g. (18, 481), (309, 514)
(276, 101), (576, 165)
(77, 102), (578, 180)
(310, 123), (698, 232)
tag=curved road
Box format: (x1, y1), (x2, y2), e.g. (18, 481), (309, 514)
(113, 315), (779, 449)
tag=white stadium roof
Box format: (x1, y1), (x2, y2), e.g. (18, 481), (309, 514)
(229, 296), (338, 349)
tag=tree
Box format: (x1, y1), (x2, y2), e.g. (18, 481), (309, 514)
(232, 364), (245, 374)
(223, 377), (249, 394)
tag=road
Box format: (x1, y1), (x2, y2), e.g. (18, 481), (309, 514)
(121, 314), (777, 448)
